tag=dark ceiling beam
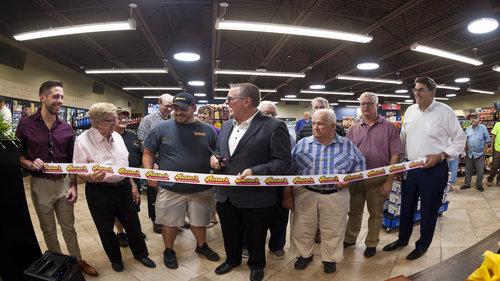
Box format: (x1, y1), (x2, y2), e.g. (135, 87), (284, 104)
(248, 0), (324, 82)
(263, 0), (425, 99)
(133, 6), (182, 85)
(31, 0), (152, 87)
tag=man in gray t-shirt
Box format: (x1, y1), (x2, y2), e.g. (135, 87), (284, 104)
(143, 92), (220, 269)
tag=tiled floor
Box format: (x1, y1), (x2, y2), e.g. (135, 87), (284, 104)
(25, 177), (500, 281)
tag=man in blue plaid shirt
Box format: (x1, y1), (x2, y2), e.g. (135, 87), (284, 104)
(283, 109), (365, 274)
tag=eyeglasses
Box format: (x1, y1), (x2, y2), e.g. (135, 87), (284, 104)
(160, 103), (172, 109)
(226, 96), (246, 103)
(411, 88), (430, 94)
(360, 102), (375, 107)
(103, 118), (117, 124)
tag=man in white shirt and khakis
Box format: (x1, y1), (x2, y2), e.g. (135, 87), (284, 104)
(383, 77), (466, 260)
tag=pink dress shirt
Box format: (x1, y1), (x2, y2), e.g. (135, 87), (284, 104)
(73, 127), (129, 183)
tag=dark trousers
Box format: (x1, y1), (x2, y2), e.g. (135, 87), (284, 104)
(217, 199), (273, 269)
(86, 181), (148, 263)
(464, 155), (485, 188)
(487, 150), (500, 184)
(146, 186), (158, 222)
(268, 189), (289, 251)
(398, 161), (448, 250)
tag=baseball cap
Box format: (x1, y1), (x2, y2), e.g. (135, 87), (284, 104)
(116, 107), (130, 116)
(173, 92), (196, 108)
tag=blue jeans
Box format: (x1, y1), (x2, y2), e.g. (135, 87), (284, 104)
(447, 158), (459, 184)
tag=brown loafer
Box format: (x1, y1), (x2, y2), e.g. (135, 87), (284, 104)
(78, 260), (99, 276)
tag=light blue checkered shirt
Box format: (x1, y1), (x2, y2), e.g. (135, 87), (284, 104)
(137, 110), (169, 141)
(292, 135), (366, 191)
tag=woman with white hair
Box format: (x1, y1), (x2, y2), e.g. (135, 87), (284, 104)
(73, 103), (156, 272)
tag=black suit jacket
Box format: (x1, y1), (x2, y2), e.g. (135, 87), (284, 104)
(216, 111), (292, 208)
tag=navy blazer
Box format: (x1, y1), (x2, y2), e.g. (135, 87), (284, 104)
(216, 111), (292, 208)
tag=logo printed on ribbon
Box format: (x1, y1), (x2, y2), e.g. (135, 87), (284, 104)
(117, 167), (140, 177)
(45, 164), (63, 173)
(319, 175), (340, 183)
(66, 164), (88, 173)
(409, 160), (424, 168)
(204, 175), (230, 185)
(293, 176), (315, 185)
(343, 173), (364, 182)
(145, 170), (169, 181)
(92, 165), (114, 173)
(367, 168), (386, 177)
(235, 178), (260, 185)
(174, 173), (199, 183)
(389, 164), (406, 173)
(265, 177), (289, 185)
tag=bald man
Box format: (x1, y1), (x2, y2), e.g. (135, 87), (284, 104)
(137, 93), (174, 233)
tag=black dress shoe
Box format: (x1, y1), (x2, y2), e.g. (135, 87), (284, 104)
(111, 262), (124, 272)
(250, 268), (264, 281)
(163, 249), (178, 269)
(117, 232), (129, 247)
(294, 256), (313, 270)
(215, 261), (238, 275)
(383, 240), (408, 252)
(343, 241), (356, 249)
(134, 256), (156, 268)
(406, 248), (427, 260)
(364, 247), (376, 257)
(323, 261), (336, 273)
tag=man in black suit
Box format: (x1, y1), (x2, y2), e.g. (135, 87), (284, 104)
(211, 83), (292, 281)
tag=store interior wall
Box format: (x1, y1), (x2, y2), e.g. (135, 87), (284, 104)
(446, 92), (500, 110)
(0, 35), (143, 113)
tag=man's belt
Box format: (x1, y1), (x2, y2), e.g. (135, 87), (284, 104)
(304, 185), (339, 194)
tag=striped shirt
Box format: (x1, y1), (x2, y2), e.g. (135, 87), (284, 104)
(137, 110), (169, 141)
(292, 135), (366, 191)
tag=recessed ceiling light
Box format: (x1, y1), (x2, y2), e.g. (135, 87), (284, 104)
(454, 77), (470, 83)
(188, 80), (205, 86)
(357, 62), (379, 70)
(198, 100), (208, 103)
(446, 93), (456, 97)
(395, 89), (408, 94)
(309, 84), (325, 90)
(194, 93), (206, 97)
(467, 17), (499, 34)
(173, 52), (200, 62)
(493, 65), (500, 72)
(284, 94), (297, 98)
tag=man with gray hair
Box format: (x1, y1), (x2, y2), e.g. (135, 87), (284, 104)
(284, 109), (365, 274)
(296, 97), (345, 142)
(344, 92), (404, 257)
(137, 93), (174, 233)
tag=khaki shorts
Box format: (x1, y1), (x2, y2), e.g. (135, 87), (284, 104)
(155, 188), (214, 227)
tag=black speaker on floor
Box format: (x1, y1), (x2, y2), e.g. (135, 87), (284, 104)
(24, 251), (85, 281)
(0, 140), (42, 281)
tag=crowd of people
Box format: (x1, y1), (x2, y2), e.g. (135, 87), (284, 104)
(17, 76), (500, 281)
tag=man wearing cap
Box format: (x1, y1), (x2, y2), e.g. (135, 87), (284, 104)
(384, 77), (466, 260)
(113, 108), (145, 247)
(138, 94), (174, 233)
(143, 92), (220, 270)
(461, 113), (490, 192)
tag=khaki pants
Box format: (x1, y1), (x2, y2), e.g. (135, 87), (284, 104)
(30, 176), (81, 260)
(290, 187), (349, 262)
(344, 176), (387, 247)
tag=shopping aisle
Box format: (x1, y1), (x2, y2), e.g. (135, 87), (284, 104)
(23, 177), (500, 281)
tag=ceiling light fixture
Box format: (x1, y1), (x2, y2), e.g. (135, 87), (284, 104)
(397, 102), (414, 105)
(194, 93), (206, 97)
(410, 43), (483, 66)
(14, 19), (137, 41)
(215, 19), (373, 43)
(467, 17), (499, 34)
(188, 80), (205, 86)
(86, 68), (168, 74)
(214, 88), (277, 93)
(214, 96), (226, 100)
(280, 98), (314, 102)
(345, 105), (360, 108)
(284, 94), (297, 98)
(300, 90), (354, 96)
(356, 62), (379, 70)
(338, 99), (360, 103)
(173, 52), (200, 62)
(404, 99), (414, 103)
(214, 69), (305, 78)
(493, 65), (500, 72)
(436, 84), (460, 90)
(309, 84), (325, 90)
(467, 88), (495, 95)
(336, 74), (402, 84)
(454, 77), (470, 83)
(123, 86), (181, 91)
(395, 89), (408, 94)
(446, 93), (456, 97)
(375, 93), (410, 98)
(434, 97), (450, 100)
(198, 100), (208, 103)
(143, 96), (160, 99)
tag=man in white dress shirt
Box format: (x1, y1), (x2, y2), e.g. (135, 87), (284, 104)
(383, 77), (466, 260)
